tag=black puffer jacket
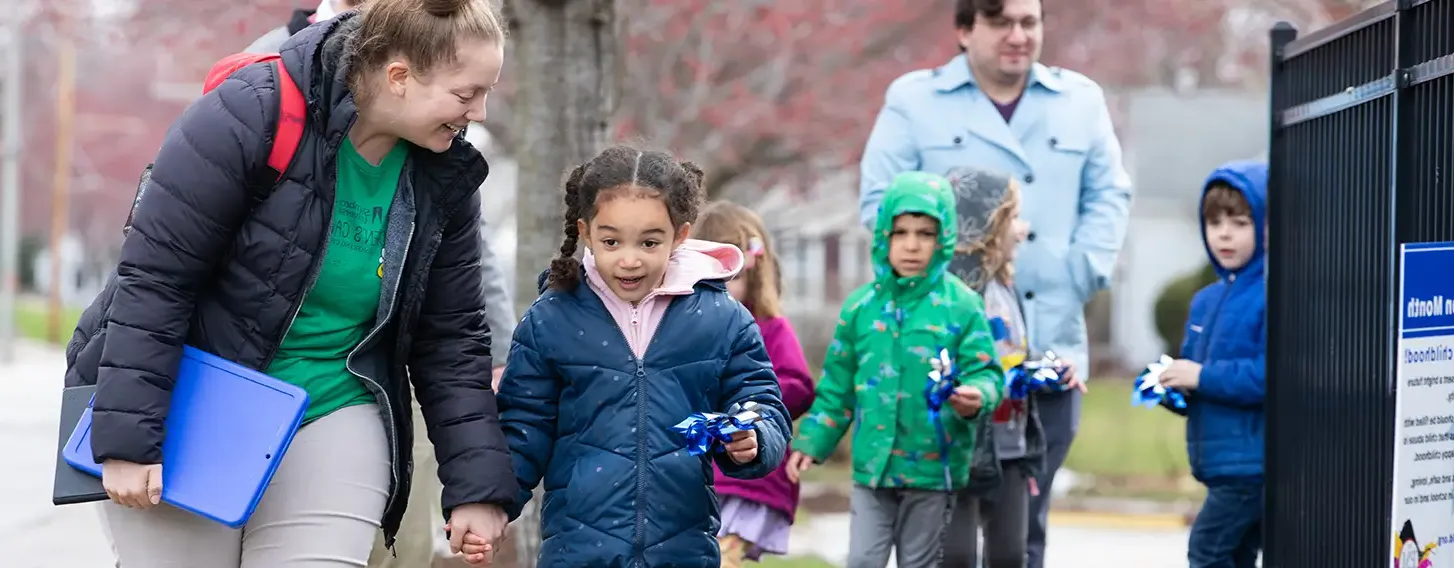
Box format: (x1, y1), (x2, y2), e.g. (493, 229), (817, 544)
(64, 14), (518, 544)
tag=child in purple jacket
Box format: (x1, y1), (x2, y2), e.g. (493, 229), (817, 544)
(693, 201), (816, 567)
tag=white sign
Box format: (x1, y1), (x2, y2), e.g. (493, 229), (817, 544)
(1391, 243), (1454, 568)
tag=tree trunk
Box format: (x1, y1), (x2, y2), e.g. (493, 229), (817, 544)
(500, 0), (617, 566)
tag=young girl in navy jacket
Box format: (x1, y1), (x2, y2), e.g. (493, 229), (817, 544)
(494, 145), (791, 567)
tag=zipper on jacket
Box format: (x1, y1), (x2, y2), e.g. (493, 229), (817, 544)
(1191, 273), (1237, 472)
(596, 307), (653, 563)
(629, 306), (640, 343)
(592, 293), (674, 564)
(263, 250), (325, 368)
(345, 219), (414, 526)
(632, 354), (648, 564)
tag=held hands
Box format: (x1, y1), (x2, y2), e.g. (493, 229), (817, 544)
(1160, 359), (1203, 391)
(785, 451), (815, 483)
(445, 503), (509, 565)
(948, 385), (985, 418)
(490, 365), (506, 392)
(101, 460), (163, 509)
(725, 430), (759, 465)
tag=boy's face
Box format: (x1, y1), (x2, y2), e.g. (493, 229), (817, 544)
(1205, 212), (1256, 271)
(889, 213), (940, 277)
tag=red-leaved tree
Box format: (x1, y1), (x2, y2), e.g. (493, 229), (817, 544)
(615, 0), (954, 198)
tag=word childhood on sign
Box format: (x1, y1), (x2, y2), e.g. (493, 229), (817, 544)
(1391, 243), (1454, 568)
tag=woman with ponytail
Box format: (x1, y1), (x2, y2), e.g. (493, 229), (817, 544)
(67, 0), (517, 565)
(496, 145), (792, 566)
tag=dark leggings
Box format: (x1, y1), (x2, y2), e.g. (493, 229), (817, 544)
(942, 460), (1032, 568)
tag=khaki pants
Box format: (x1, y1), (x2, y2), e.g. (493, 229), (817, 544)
(367, 403), (443, 568)
(104, 405), (391, 567)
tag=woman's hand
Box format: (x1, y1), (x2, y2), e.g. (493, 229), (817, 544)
(101, 460), (163, 509)
(446, 503), (509, 565)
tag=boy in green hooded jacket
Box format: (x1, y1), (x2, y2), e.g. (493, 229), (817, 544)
(785, 171), (1005, 568)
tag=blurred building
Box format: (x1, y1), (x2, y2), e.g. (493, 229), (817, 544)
(1113, 87), (1267, 369)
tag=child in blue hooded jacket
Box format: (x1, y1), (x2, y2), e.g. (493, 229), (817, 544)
(495, 145), (791, 568)
(1158, 160), (1268, 568)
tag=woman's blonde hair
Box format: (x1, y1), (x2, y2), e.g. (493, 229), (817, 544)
(954, 180), (1021, 289)
(348, 0), (507, 104)
(691, 201), (783, 319)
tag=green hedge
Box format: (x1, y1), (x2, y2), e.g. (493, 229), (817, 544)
(1153, 264), (1218, 356)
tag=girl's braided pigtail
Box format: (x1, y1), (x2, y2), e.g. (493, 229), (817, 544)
(546, 164), (588, 290)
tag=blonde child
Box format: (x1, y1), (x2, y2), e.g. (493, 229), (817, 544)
(939, 167), (1082, 568)
(692, 202), (816, 567)
(494, 146), (792, 566)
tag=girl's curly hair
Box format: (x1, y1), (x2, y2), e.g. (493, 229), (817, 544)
(954, 180), (1021, 290)
(546, 145), (707, 290)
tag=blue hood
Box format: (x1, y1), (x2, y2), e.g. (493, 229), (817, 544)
(1200, 160), (1268, 278)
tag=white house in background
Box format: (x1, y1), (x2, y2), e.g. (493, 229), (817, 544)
(1111, 88), (1268, 369)
(757, 170), (873, 325)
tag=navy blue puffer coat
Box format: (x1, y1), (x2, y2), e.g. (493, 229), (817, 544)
(499, 258), (790, 568)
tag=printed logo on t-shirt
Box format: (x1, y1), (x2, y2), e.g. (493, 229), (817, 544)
(328, 198), (388, 274)
(377, 250), (384, 279)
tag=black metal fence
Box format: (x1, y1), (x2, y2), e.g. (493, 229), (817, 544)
(1266, 0), (1453, 566)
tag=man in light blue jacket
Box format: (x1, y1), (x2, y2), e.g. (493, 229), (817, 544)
(857, 0), (1131, 565)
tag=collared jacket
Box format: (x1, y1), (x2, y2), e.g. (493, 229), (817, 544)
(857, 54), (1133, 377)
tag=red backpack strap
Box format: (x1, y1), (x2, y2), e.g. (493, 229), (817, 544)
(267, 60), (306, 182)
(203, 53), (305, 183)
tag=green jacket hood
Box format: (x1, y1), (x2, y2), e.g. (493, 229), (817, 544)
(871, 172), (958, 298)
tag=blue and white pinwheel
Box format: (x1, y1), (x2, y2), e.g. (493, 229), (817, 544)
(1008, 350), (1067, 399)
(1131, 355), (1188, 410)
(671, 401), (764, 456)
(923, 347), (959, 490)
(924, 348), (959, 424)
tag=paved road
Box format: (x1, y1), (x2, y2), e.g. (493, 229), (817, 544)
(1, 341), (1195, 567)
(1, 341), (116, 567)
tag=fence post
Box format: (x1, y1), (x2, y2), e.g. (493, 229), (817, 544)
(1263, 21), (1296, 567)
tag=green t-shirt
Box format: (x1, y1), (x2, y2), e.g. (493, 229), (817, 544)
(265, 139), (407, 423)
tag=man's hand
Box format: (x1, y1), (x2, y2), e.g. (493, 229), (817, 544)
(101, 460), (163, 509)
(725, 430), (759, 464)
(445, 503), (509, 565)
(948, 385), (985, 418)
(1160, 359), (1203, 391)
(785, 451), (815, 483)
(1058, 360), (1088, 393)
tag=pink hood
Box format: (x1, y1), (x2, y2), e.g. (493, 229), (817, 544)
(584, 239), (744, 358)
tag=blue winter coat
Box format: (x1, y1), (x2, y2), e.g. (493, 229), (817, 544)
(498, 268), (791, 568)
(1180, 160), (1267, 483)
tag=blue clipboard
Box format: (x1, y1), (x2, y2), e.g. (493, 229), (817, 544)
(62, 346), (309, 528)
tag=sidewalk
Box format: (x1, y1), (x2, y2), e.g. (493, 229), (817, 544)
(0, 340), (116, 567)
(788, 511), (1190, 568)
